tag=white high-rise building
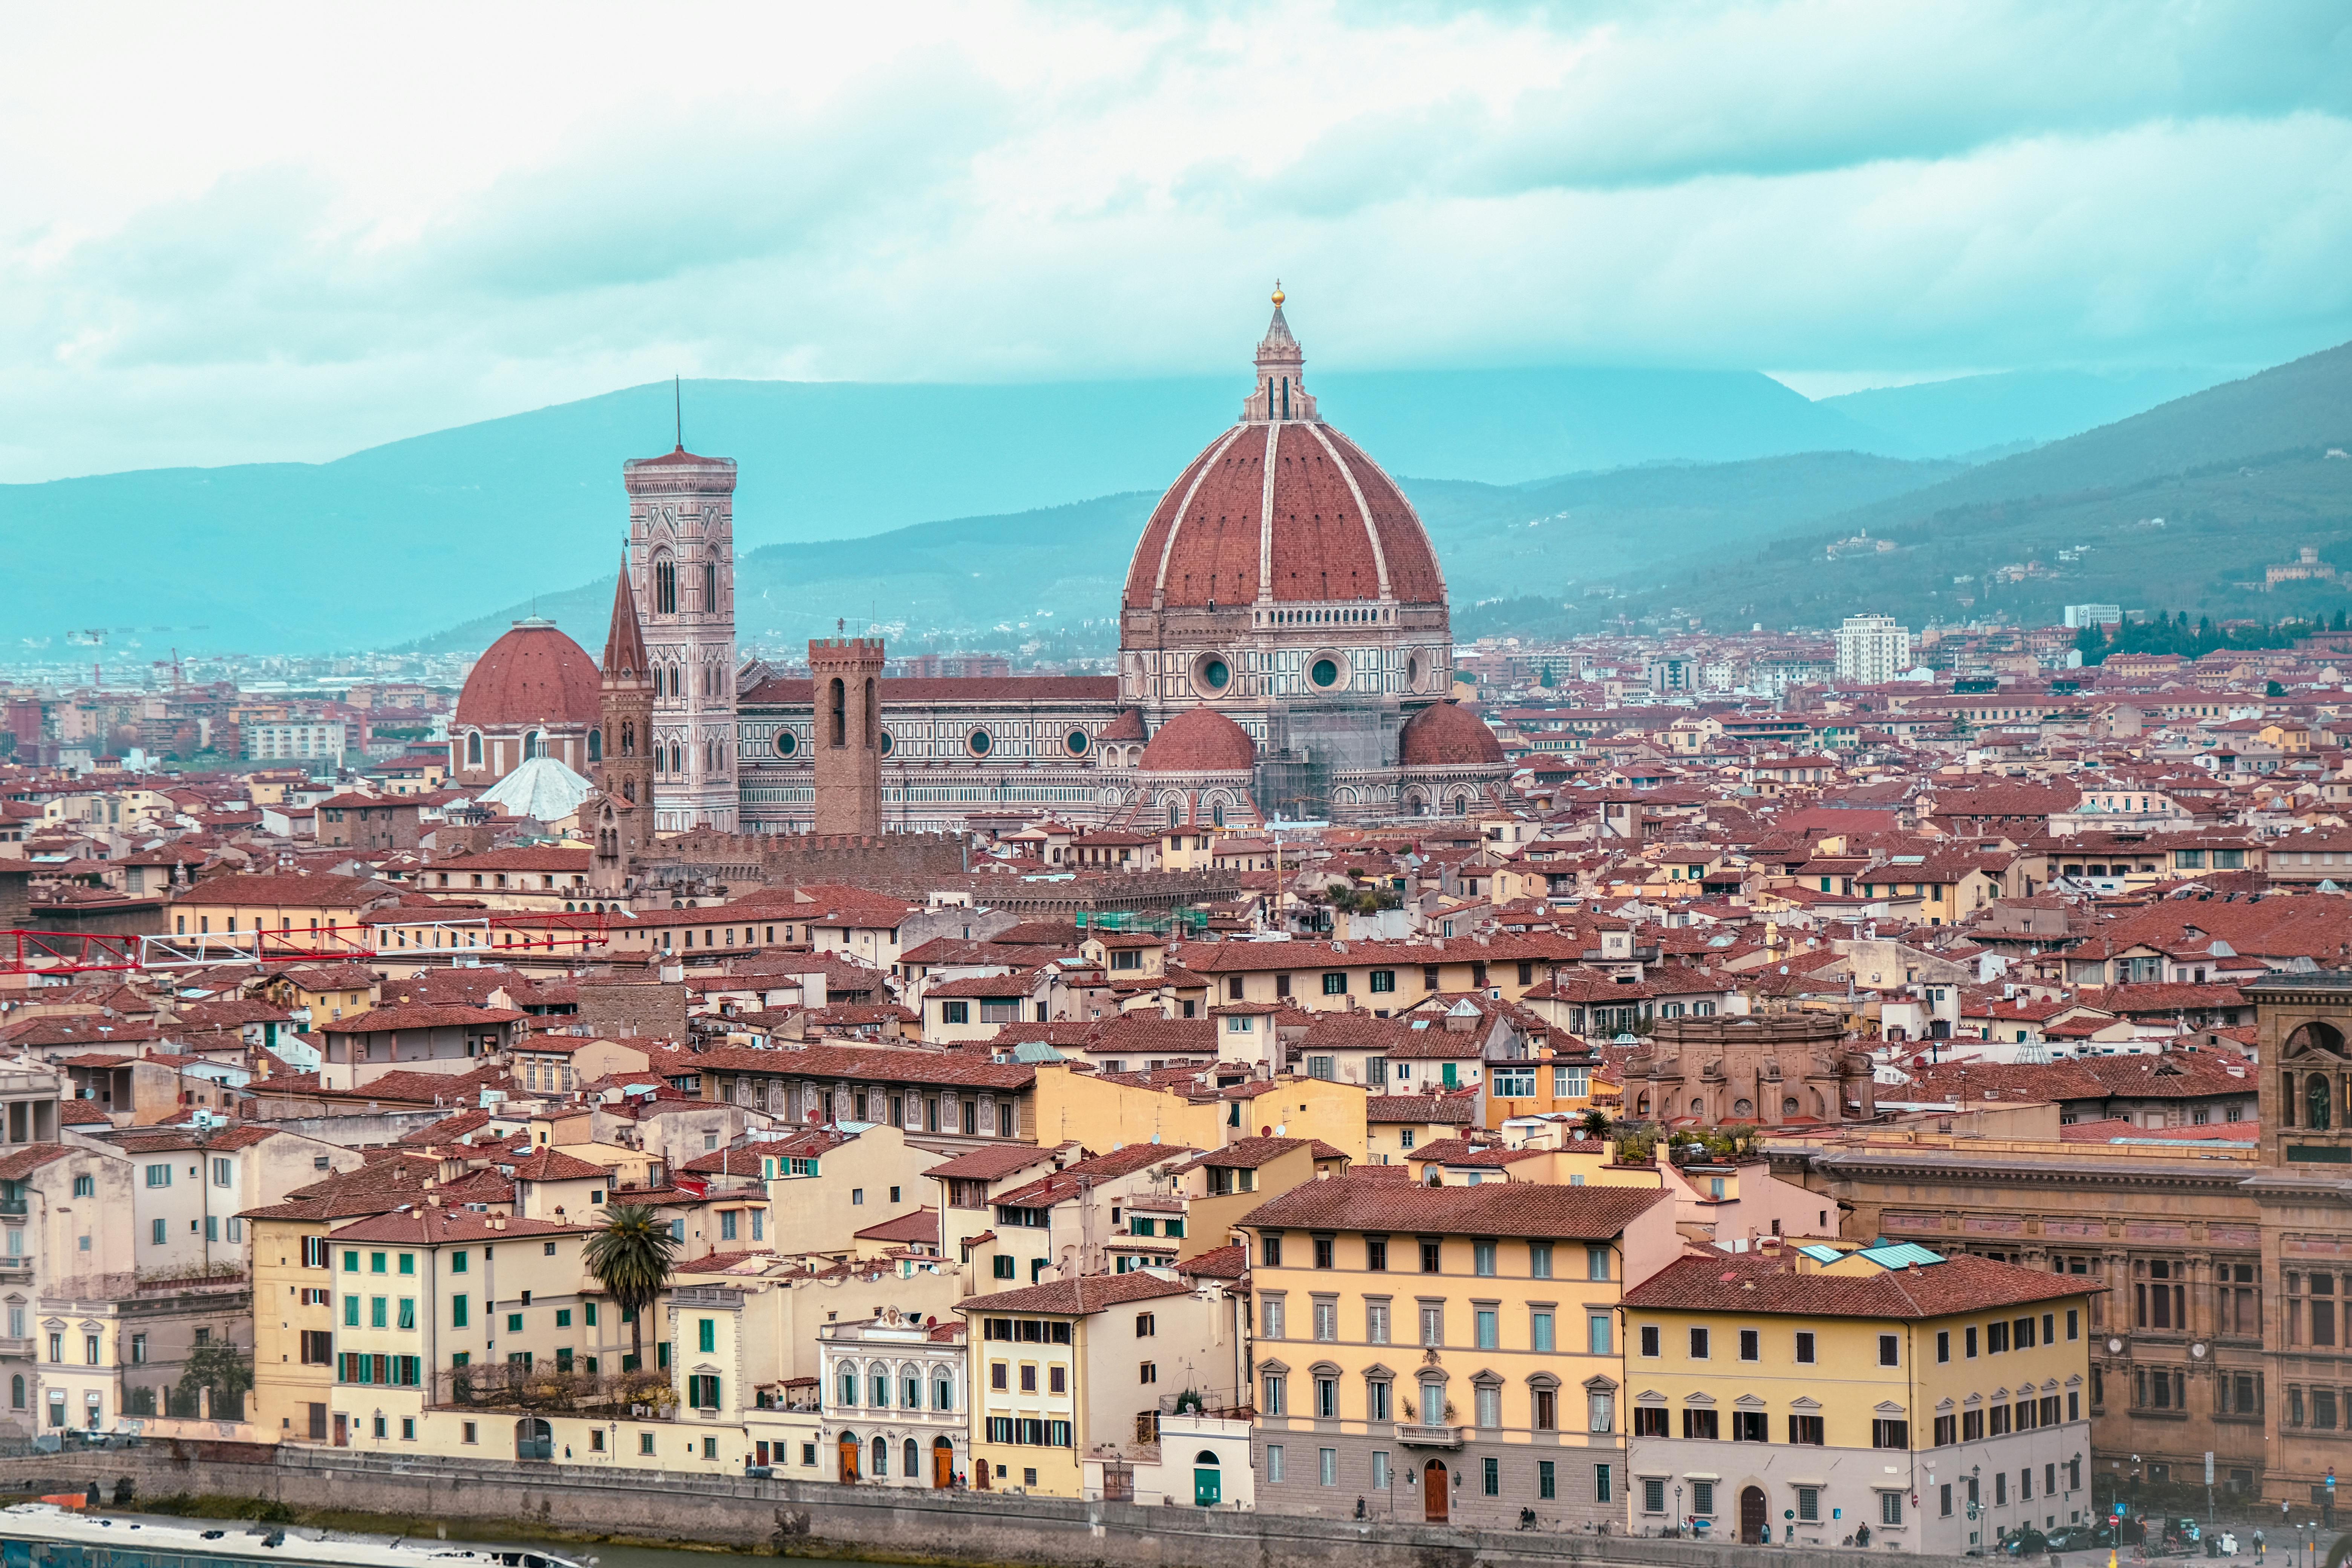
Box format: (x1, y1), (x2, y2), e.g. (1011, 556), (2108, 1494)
(1834, 614), (1912, 684)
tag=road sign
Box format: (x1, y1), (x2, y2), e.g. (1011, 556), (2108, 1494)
(2208, 1453), (2217, 1486)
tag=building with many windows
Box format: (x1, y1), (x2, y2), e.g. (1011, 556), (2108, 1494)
(1833, 614), (1914, 684)
(818, 1308), (969, 1487)
(1621, 1242), (2095, 1552)
(1234, 1171), (1677, 1530)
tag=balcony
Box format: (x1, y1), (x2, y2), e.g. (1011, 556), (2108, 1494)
(0, 1198), (26, 1217)
(1395, 1423), (1464, 1448)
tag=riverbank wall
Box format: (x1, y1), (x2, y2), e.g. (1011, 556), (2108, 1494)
(0, 1447), (1972, 1568)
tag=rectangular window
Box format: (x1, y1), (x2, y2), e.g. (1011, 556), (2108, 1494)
(1262, 1297), (1284, 1339)
(1692, 1480), (1714, 1517)
(1799, 1487), (1821, 1523)
(1795, 1330), (1815, 1363)
(1738, 1328), (1759, 1361)
(1880, 1492), (1904, 1527)
(1732, 1410), (1768, 1442)
(1682, 1408), (1719, 1440)
(144, 1164), (170, 1188)
(452, 1294), (469, 1329)
(1632, 1406), (1668, 1438)
(1261, 1236), (1282, 1268)
(1538, 1460), (1556, 1500)
(698, 1318), (717, 1354)
(1588, 1313), (1611, 1355)
(1366, 1300), (1390, 1343)
(1872, 1418), (1909, 1449)
(1640, 1324), (1660, 1357)
(1529, 1242), (1552, 1278)
(1644, 1477), (1667, 1514)
(1586, 1246), (1611, 1282)
(1419, 1304), (1443, 1346)
(1937, 1329), (1951, 1363)
(1314, 1300), (1337, 1341)
(1530, 1310), (1554, 1353)
(1595, 1464), (1612, 1504)
(1879, 1333), (1900, 1367)
(1476, 1308), (1498, 1349)
(1320, 1447), (1337, 1487)
(1265, 1444), (1285, 1484)
(1788, 1413), (1824, 1446)
(1689, 1326), (1710, 1358)
(1482, 1456), (1500, 1497)
(397, 1298), (415, 1331)
(1475, 1386), (1500, 1429)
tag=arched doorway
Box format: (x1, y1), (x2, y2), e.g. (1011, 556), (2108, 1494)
(1423, 1459), (1449, 1522)
(515, 1417), (553, 1462)
(837, 1431), (861, 1482)
(1741, 1485), (1767, 1543)
(1193, 1449), (1222, 1507)
(933, 1437), (955, 1488)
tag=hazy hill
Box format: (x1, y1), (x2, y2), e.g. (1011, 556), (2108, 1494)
(1821, 367), (2232, 458)
(1609, 340), (2352, 630)
(421, 451), (1967, 658)
(3, 366), (1889, 655)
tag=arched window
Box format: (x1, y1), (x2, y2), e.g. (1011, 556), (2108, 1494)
(588, 729), (602, 763)
(620, 721), (634, 756)
(466, 732), (482, 767)
(838, 1368), (857, 1406)
(523, 730), (540, 761)
(872, 1435), (889, 1477)
(704, 560), (717, 611)
(828, 679), (847, 748)
(9, 1374), (21, 1410)
(622, 779), (635, 803)
(1168, 801), (1182, 828)
(654, 554), (677, 615)
(1211, 801), (1226, 827)
(904, 1437), (919, 1478)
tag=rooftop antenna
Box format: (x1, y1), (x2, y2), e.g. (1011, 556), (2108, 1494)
(674, 375), (683, 450)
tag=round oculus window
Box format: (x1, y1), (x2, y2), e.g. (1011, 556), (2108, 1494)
(1200, 657), (1230, 691)
(773, 730), (798, 758)
(878, 731), (895, 756)
(968, 729), (992, 756)
(1310, 657), (1342, 689)
(1065, 729), (1090, 756)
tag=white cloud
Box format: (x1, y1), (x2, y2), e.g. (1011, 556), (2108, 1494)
(0, 0), (2347, 481)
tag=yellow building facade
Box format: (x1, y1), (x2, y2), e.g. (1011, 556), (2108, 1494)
(1621, 1243), (2095, 1554)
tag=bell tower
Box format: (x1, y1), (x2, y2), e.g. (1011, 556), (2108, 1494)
(589, 558), (656, 894)
(623, 440), (739, 833)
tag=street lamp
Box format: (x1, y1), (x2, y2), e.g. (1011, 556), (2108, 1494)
(1675, 1483), (1684, 1538)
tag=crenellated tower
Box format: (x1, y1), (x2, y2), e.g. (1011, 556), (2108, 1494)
(809, 635), (885, 836)
(622, 443), (739, 832)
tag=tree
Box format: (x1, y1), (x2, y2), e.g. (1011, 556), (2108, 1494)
(177, 1340), (252, 1420)
(584, 1203), (677, 1372)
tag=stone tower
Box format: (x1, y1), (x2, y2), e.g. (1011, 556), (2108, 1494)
(588, 558), (655, 894)
(622, 443), (738, 833)
(809, 635), (884, 836)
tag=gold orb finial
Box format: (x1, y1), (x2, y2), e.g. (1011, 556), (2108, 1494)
(1271, 280), (1285, 307)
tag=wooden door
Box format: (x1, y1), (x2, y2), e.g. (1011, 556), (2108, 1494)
(838, 1433), (861, 1482)
(1741, 1486), (1767, 1544)
(1423, 1461), (1449, 1523)
(933, 1439), (953, 1488)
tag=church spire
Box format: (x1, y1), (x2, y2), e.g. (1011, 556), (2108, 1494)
(1243, 281), (1316, 424)
(602, 553), (649, 680)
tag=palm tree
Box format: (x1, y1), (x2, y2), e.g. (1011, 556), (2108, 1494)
(583, 1203), (677, 1373)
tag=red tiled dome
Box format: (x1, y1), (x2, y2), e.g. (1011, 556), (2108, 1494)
(1140, 706), (1258, 773)
(455, 621), (602, 730)
(1399, 701), (1505, 767)
(1123, 423), (1446, 611)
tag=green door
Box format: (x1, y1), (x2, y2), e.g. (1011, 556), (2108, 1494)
(1195, 1467), (1221, 1506)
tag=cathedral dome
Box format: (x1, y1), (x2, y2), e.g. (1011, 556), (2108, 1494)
(455, 620), (602, 731)
(1140, 706), (1259, 772)
(1122, 301), (1445, 613)
(1399, 700), (1506, 767)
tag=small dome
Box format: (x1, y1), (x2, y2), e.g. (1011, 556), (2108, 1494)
(1140, 706), (1258, 773)
(455, 620), (602, 731)
(476, 756), (593, 823)
(1400, 700), (1505, 767)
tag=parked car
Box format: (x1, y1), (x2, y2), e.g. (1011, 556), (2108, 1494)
(2004, 1528), (2051, 1556)
(2047, 1525), (2098, 1552)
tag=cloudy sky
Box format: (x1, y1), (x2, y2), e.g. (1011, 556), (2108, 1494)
(3, 0), (2347, 483)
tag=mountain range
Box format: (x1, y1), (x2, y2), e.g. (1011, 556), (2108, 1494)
(0, 355), (2282, 657)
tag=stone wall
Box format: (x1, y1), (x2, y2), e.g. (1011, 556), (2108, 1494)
(575, 980), (689, 1040)
(0, 1449), (1974, 1568)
